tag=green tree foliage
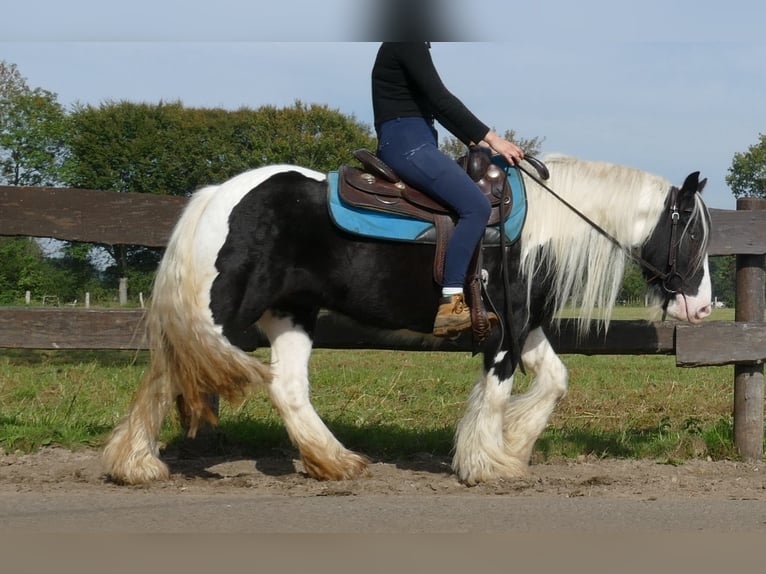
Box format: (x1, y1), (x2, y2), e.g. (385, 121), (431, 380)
(64, 100), (195, 195)
(440, 129), (545, 159)
(0, 61), (25, 98)
(617, 262), (646, 305)
(228, 101), (377, 173)
(0, 238), (62, 303)
(0, 62), (87, 305)
(0, 61), (67, 186)
(709, 255), (736, 307)
(64, 99), (376, 196)
(62, 99), (377, 296)
(0, 238), (42, 303)
(0, 237), (102, 305)
(726, 133), (766, 199)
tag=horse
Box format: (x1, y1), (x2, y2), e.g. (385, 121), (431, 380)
(102, 153), (712, 486)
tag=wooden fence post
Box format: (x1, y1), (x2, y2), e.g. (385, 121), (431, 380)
(118, 277), (128, 306)
(733, 197), (766, 461)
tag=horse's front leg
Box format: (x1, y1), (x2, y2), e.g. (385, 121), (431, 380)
(452, 327), (568, 485)
(502, 327), (568, 466)
(452, 348), (521, 485)
(258, 312), (369, 480)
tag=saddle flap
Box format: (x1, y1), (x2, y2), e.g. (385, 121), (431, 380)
(402, 186), (451, 214)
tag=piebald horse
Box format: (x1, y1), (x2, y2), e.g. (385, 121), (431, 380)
(103, 154), (711, 485)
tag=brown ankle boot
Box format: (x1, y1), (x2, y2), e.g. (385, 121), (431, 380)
(433, 293), (472, 337)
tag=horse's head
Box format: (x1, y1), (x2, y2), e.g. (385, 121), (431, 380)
(639, 171), (712, 323)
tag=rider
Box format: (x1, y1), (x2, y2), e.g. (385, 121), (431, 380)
(372, 42), (525, 337)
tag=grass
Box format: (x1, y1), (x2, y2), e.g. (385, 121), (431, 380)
(0, 339), (749, 463)
(0, 305), (754, 461)
(0, 350), (142, 453)
(537, 355), (737, 462)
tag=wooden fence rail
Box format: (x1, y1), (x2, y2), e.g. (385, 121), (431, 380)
(1, 185), (764, 458)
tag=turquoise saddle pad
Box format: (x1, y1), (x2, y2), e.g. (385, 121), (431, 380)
(327, 157), (527, 244)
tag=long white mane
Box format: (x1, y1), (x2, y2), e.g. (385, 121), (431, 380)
(520, 154), (672, 333)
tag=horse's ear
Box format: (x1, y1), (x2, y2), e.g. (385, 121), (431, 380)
(681, 171), (701, 194)
(679, 171), (707, 200)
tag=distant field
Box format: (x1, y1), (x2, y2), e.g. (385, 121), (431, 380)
(560, 303), (743, 322)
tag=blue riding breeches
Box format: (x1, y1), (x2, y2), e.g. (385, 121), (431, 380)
(376, 117), (491, 288)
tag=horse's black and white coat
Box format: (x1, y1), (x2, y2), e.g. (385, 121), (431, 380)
(104, 155), (712, 485)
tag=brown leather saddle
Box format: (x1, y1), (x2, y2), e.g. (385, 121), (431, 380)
(338, 147), (513, 342)
(340, 148), (512, 226)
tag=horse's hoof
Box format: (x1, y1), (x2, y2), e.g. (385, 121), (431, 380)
(452, 457), (528, 486)
(103, 450), (170, 485)
(301, 450), (371, 481)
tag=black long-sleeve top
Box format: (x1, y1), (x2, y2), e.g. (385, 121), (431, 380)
(371, 42), (490, 146)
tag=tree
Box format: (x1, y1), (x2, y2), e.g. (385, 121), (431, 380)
(64, 99), (377, 196)
(0, 237), (73, 304)
(0, 61), (26, 102)
(726, 134), (766, 199)
(62, 100), (377, 301)
(440, 129), (545, 159)
(617, 262), (645, 305)
(64, 100), (193, 196)
(236, 100), (377, 172)
(709, 255), (736, 307)
(0, 61), (67, 186)
(0, 62), (73, 305)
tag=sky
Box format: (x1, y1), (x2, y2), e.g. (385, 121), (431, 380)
(3, 0), (765, 210)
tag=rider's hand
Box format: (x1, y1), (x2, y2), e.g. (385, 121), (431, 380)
(483, 130), (525, 165)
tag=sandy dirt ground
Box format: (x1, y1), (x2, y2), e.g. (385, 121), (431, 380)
(0, 445), (764, 501)
(1, 446), (765, 532)
(2, 446), (765, 572)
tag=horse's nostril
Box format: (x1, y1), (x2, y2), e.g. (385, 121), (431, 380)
(697, 305), (712, 319)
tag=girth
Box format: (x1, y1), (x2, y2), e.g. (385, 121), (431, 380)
(338, 148), (512, 343)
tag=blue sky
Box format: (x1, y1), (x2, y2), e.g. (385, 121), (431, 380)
(3, 0), (765, 210)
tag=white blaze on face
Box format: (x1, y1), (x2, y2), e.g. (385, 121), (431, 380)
(665, 256), (712, 323)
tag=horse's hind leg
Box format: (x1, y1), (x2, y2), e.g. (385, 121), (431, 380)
(102, 364), (175, 484)
(259, 311), (369, 480)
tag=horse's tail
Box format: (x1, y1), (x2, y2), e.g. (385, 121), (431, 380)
(103, 186), (271, 484)
(145, 186), (272, 433)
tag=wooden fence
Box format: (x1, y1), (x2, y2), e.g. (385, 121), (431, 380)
(1, 185), (765, 459)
